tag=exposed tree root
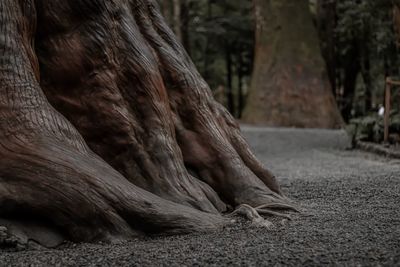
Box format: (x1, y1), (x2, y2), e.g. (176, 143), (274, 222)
(229, 204), (273, 228)
(0, 226), (23, 250)
(256, 204), (301, 213)
(0, 220), (60, 250)
(256, 209), (292, 220)
(0, 138), (228, 246)
(0, 0), (297, 248)
(140, 1), (295, 208)
(229, 203), (295, 227)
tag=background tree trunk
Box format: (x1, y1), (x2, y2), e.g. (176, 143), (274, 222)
(237, 50), (244, 118)
(180, 0), (191, 55)
(172, 0), (183, 42)
(316, 0), (337, 95)
(341, 42), (360, 122)
(225, 42), (235, 115)
(243, 0), (343, 128)
(160, 0), (172, 25)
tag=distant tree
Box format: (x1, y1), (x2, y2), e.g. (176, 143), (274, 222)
(243, 0), (343, 128)
(335, 0), (399, 120)
(162, 0), (254, 116)
(316, 0), (337, 94)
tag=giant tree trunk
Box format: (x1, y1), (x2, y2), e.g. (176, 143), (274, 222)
(243, 0), (343, 128)
(0, 0), (293, 248)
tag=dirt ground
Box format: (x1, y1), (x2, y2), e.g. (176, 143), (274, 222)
(1, 126), (400, 266)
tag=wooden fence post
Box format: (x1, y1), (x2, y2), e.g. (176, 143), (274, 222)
(384, 78), (392, 143)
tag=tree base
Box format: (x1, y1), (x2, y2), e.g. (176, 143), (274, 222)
(0, 0), (296, 247)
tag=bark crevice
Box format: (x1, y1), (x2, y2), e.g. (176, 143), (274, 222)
(0, 0), (295, 248)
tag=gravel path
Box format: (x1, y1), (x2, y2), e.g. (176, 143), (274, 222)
(1, 126), (400, 266)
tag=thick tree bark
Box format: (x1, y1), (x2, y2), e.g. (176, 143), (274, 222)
(0, 0), (293, 248)
(243, 0), (343, 128)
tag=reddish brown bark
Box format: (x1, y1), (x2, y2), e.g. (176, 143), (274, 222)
(243, 0), (343, 128)
(0, 0), (293, 248)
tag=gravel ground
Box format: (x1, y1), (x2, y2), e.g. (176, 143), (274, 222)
(1, 126), (400, 266)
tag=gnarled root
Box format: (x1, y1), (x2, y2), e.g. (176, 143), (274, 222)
(228, 202), (299, 229)
(0, 219), (63, 250)
(139, 1), (297, 211)
(0, 226), (25, 251)
(35, 0), (298, 216)
(0, 0), (297, 248)
(256, 203), (301, 213)
(0, 137), (228, 247)
(229, 204), (273, 228)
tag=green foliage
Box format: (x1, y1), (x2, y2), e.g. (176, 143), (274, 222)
(349, 111), (400, 143)
(348, 115), (383, 142)
(337, 0), (395, 56)
(336, 0), (400, 114)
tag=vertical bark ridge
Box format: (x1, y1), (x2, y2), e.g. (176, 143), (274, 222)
(138, 1), (288, 206)
(0, 0), (88, 152)
(36, 0), (226, 213)
(0, 0), (227, 246)
(0, 0), (294, 247)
